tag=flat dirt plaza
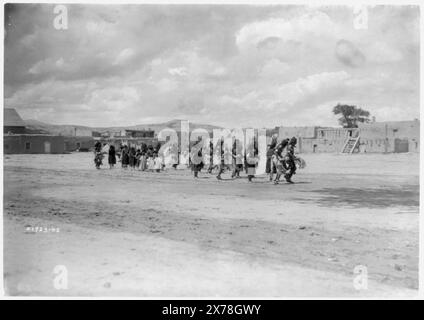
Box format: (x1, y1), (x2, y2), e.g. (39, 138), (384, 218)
(3, 152), (419, 296)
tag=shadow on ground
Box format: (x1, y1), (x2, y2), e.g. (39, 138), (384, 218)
(296, 186), (419, 209)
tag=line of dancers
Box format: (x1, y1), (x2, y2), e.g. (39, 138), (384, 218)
(93, 136), (303, 183)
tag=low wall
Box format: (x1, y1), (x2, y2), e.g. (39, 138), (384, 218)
(299, 138), (346, 153)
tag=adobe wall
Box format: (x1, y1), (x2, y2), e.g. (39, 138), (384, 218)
(4, 135), (64, 154)
(358, 120), (419, 153)
(300, 138), (346, 153)
(277, 120), (419, 154)
(277, 126), (357, 153)
(278, 126), (316, 141)
(64, 136), (95, 151)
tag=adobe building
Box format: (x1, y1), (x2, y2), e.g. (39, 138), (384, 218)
(63, 136), (95, 152)
(93, 128), (158, 150)
(124, 129), (155, 138)
(4, 134), (65, 154)
(99, 136), (160, 150)
(358, 120), (419, 153)
(4, 108), (64, 154)
(63, 127), (95, 152)
(277, 119), (419, 154)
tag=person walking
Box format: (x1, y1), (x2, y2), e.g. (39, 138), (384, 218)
(121, 145), (129, 169)
(108, 145), (116, 169)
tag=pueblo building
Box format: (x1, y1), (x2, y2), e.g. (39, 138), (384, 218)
(4, 108), (64, 154)
(93, 128), (159, 149)
(276, 119), (419, 154)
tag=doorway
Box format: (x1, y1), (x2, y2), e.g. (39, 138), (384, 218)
(394, 138), (409, 153)
(44, 141), (51, 153)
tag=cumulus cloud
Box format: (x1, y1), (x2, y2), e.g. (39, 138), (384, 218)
(3, 4), (420, 127)
(335, 39), (366, 68)
(276, 71), (351, 105)
(236, 11), (338, 50)
(88, 86), (140, 112)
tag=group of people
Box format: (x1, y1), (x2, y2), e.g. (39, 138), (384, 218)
(94, 141), (164, 172)
(191, 136), (301, 184)
(266, 136), (299, 184)
(189, 138), (257, 181)
(117, 145), (163, 172)
(93, 136), (303, 183)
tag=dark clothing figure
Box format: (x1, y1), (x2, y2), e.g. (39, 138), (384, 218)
(129, 147), (136, 168)
(266, 139), (278, 179)
(231, 140), (243, 178)
(121, 146), (129, 168)
(273, 138), (290, 184)
(191, 148), (203, 178)
(93, 141), (103, 169)
(283, 137), (298, 183)
(274, 139), (289, 158)
(207, 141), (214, 173)
(94, 141), (102, 152)
(108, 145), (116, 167)
(146, 147), (154, 158)
(232, 163), (243, 178)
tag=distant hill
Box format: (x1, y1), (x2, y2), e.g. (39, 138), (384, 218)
(125, 119), (222, 133)
(24, 119), (95, 136)
(24, 119), (222, 136)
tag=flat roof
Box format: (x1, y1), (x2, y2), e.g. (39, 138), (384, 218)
(4, 134), (63, 137)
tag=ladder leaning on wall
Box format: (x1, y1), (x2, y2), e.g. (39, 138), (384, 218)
(341, 136), (360, 154)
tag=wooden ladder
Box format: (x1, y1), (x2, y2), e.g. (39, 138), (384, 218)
(341, 136), (360, 154)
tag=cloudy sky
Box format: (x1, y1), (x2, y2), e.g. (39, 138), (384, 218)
(4, 4), (420, 128)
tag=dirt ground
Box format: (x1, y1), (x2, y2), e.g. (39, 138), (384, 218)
(2, 152), (419, 297)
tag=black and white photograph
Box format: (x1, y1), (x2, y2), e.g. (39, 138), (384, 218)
(1, 1), (421, 300)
